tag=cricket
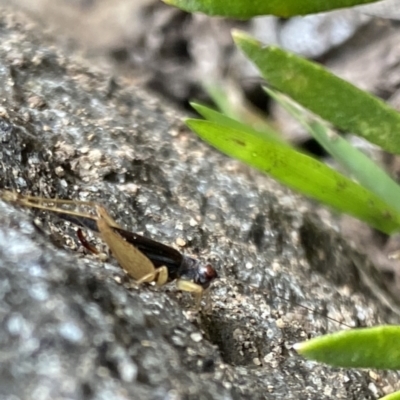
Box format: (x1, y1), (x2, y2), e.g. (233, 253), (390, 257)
(1, 190), (354, 327)
(0, 190), (218, 307)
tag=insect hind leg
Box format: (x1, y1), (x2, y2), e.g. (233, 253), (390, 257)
(135, 266), (169, 286)
(1, 190), (100, 221)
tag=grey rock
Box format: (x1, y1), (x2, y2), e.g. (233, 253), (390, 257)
(0, 6), (399, 400)
(356, 0), (400, 20)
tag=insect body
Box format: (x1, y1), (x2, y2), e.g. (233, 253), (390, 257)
(0, 190), (218, 307)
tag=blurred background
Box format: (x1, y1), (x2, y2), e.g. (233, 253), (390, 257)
(1, 0), (399, 118)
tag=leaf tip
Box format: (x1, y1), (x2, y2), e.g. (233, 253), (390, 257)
(292, 341), (306, 353)
(232, 30), (259, 47)
(231, 29), (245, 40)
(185, 118), (197, 129)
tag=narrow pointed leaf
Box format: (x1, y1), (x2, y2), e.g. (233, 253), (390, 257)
(187, 119), (400, 233)
(233, 31), (400, 155)
(266, 87), (400, 214)
(379, 391), (400, 400)
(203, 83), (239, 121)
(204, 82), (279, 139)
(295, 326), (400, 370)
(163, 0), (381, 18)
(191, 102), (287, 145)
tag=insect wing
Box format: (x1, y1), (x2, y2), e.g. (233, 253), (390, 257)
(57, 206), (183, 272)
(115, 227), (183, 271)
(96, 206), (155, 281)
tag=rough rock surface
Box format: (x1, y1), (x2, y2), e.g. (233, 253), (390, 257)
(0, 7), (400, 400)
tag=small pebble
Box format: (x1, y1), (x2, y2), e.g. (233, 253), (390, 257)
(190, 332), (202, 343)
(176, 238), (186, 247)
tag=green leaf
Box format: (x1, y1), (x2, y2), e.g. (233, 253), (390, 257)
(266, 87), (400, 214)
(294, 325), (400, 370)
(380, 391), (400, 400)
(162, 0), (381, 18)
(203, 82), (279, 139)
(203, 83), (238, 121)
(233, 31), (400, 155)
(191, 102), (287, 145)
(186, 119), (400, 234)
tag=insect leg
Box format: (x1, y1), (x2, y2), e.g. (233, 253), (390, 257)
(175, 279), (204, 308)
(135, 266), (169, 286)
(77, 228), (108, 261)
(0, 190), (100, 222)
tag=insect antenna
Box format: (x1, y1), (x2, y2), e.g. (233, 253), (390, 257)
(271, 293), (353, 329)
(252, 282), (354, 329)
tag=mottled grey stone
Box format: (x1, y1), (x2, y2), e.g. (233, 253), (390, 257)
(0, 7), (399, 400)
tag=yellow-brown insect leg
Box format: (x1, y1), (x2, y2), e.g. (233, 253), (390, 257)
(154, 266), (168, 286)
(95, 205), (155, 281)
(176, 279), (204, 308)
(135, 266), (168, 286)
(0, 190), (101, 223)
